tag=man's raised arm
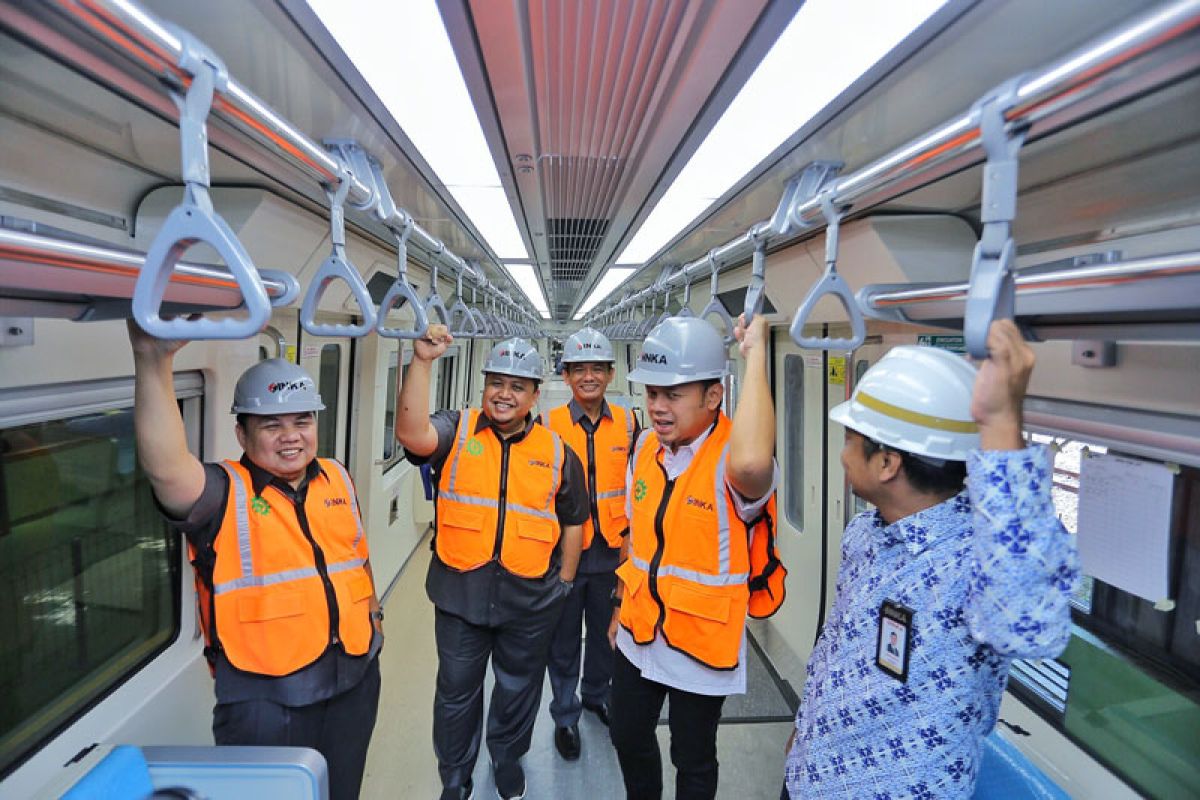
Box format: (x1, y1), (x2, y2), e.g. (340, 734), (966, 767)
(395, 324), (454, 458)
(127, 320), (205, 518)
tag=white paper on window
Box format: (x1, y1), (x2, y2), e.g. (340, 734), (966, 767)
(1077, 451), (1176, 602)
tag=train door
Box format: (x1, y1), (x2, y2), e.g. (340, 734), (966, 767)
(769, 329), (827, 670)
(821, 337), (888, 614)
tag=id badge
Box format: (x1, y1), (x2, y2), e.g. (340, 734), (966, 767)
(876, 600), (913, 682)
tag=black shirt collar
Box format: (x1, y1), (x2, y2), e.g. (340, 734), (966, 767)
(474, 411), (537, 444)
(568, 397), (612, 426)
(240, 452), (324, 499)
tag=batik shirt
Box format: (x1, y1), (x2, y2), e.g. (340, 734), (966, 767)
(784, 445), (1079, 799)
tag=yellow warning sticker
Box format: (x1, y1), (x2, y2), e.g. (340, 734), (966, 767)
(828, 356), (846, 385)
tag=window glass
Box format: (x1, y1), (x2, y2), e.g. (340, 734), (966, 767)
(382, 347), (412, 472)
(436, 356), (457, 412)
(317, 344), (341, 459)
(1007, 433), (1199, 799)
(0, 408), (180, 775)
(783, 354), (803, 531)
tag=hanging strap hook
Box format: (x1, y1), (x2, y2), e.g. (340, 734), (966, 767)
(788, 187), (866, 350)
(133, 28), (271, 340)
(965, 76), (1029, 359)
(300, 152), (377, 337)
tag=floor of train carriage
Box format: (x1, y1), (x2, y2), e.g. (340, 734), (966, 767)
(363, 530), (797, 799)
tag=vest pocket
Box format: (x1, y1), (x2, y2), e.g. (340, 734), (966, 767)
(514, 516), (552, 542)
(237, 590), (304, 622)
(438, 505), (490, 570)
(666, 583), (731, 623)
(348, 571), (374, 603)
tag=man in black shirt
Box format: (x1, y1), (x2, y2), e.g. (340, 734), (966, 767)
(127, 322), (381, 800)
(396, 326), (587, 800)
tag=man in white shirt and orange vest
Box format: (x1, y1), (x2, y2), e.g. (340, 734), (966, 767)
(542, 328), (638, 761)
(395, 328), (587, 800)
(127, 322), (382, 800)
(609, 314), (786, 800)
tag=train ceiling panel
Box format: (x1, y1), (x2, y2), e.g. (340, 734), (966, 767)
(449, 0), (784, 319)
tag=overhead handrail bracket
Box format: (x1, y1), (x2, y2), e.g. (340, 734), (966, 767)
(133, 28), (270, 340)
(776, 160), (842, 236)
(300, 152), (378, 337)
(789, 188), (867, 351)
(699, 249), (736, 345)
(964, 77), (1029, 358)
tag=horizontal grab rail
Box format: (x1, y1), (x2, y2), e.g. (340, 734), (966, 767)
(0, 228), (296, 301)
(860, 251), (1200, 311)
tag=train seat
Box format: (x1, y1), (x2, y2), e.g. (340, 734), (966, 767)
(53, 744), (328, 799)
(973, 732), (1070, 799)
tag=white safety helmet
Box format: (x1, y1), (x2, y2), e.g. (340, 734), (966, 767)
(830, 345), (979, 461)
(626, 316), (728, 386)
(483, 337), (544, 381)
(231, 358), (325, 415)
(560, 327), (615, 364)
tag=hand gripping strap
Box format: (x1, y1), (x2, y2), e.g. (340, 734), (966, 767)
(789, 189), (865, 351)
(134, 33), (269, 340)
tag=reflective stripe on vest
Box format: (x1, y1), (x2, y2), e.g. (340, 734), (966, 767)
(436, 409), (564, 577)
(208, 459), (373, 676)
(618, 415), (780, 670)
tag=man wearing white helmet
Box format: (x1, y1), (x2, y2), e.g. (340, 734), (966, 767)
(782, 321), (1080, 800)
(541, 327), (638, 761)
(395, 326), (587, 800)
(126, 323), (382, 800)
(609, 314), (786, 800)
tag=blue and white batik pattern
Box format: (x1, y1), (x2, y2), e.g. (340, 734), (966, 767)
(784, 445), (1079, 799)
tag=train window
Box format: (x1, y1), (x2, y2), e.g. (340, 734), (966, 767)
(316, 344), (341, 459)
(783, 354), (804, 531)
(1007, 433), (1200, 799)
(0, 379), (190, 777)
(436, 354), (457, 412)
(382, 347), (412, 472)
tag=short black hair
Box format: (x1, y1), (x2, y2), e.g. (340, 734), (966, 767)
(483, 372), (541, 390)
(236, 411), (316, 429)
(860, 436), (966, 495)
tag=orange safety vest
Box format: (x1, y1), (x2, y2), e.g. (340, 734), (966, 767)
(616, 414), (786, 669)
(545, 403), (634, 549)
(436, 409), (565, 578)
(190, 458), (373, 677)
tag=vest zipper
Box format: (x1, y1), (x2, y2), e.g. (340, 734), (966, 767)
(492, 438), (512, 560)
(293, 493), (340, 647)
(648, 461), (674, 631)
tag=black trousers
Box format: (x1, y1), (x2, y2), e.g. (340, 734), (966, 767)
(547, 570), (617, 726)
(212, 656), (381, 800)
(610, 648), (726, 800)
(432, 604), (562, 789)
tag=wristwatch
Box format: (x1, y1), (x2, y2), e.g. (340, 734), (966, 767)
(370, 609), (384, 622)
(609, 589), (622, 608)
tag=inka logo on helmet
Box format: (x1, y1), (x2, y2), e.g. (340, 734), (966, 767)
(268, 379), (311, 394)
(640, 352), (668, 365)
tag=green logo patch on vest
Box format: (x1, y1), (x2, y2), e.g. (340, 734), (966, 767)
(634, 478), (648, 502)
(250, 496), (270, 516)
(465, 437), (484, 456)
